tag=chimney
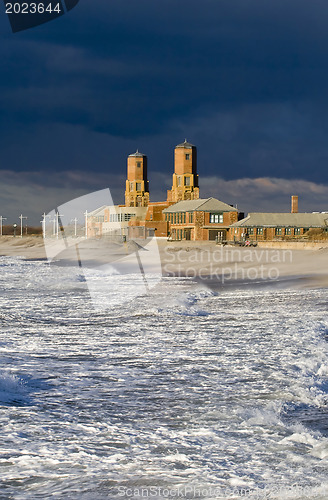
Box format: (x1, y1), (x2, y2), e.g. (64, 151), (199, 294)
(291, 195), (298, 214)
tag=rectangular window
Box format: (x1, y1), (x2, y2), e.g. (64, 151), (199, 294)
(275, 227), (282, 235)
(136, 162), (141, 168)
(130, 182), (133, 191)
(210, 213), (224, 224)
(184, 176), (191, 186)
(249, 228), (254, 235)
(294, 227), (301, 235)
(257, 228), (263, 235)
(185, 154), (190, 160)
(177, 176), (181, 187)
(136, 183), (142, 191)
(189, 212), (193, 223)
(174, 213), (176, 224)
(285, 227), (292, 235)
(124, 213), (135, 222)
(183, 212), (186, 223)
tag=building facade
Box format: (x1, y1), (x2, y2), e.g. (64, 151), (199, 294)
(230, 212), (328, 241)
(87, 205), (148, 238)
(87, 140), (244, 241)
(163, 198), (239, 241)
(87, 141), (327, 243)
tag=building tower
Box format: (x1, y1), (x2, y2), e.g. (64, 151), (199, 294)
(167, 140), (199, 203)
(125, 151), (150, 207)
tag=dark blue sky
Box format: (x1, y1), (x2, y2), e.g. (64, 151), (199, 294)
(1, 0), (328, 221)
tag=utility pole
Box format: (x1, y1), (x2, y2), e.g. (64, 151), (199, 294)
(71, 218), (78, 237)
(41, 213), (46, 239)
(41, 213), (51, 238)
(0, 216), (7, 236)
(51, 217), (56, 236)
(55, 211), (64, 239)
(56, 212), (59, 239)
(19, 214), (27, 238)
(84, 210), (88, 239)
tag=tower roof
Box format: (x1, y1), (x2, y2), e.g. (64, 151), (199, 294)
(129, 149), (145, 158)
(175, 139), (195, 149)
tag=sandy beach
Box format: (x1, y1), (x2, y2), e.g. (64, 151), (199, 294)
(0, 236), (47, 259)
(1, 235), (328, 288)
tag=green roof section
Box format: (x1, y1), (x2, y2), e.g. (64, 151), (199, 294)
(163, 197), (238, 213)
(231, 212), (328, 228)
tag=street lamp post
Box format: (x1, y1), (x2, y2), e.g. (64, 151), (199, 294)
(13, 223), (17, 237)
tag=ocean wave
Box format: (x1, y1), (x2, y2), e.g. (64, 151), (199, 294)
(0, 371), (29, 405)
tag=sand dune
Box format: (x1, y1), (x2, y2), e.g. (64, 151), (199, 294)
(0, 236), (47, 258)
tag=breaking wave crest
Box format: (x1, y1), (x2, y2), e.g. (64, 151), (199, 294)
(0, 371), (28, 405)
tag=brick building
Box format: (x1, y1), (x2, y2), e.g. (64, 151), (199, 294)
(87, 140), (242, 241)
(231, 211), (328, 241)
(163, 198), (239, 241)
(87, 147), (328, 242)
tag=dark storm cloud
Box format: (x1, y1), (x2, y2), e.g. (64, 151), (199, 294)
(1, 0), (328, 183)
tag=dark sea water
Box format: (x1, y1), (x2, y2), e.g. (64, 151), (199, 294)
(0, 256), (328, 499)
